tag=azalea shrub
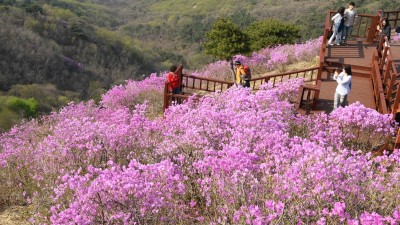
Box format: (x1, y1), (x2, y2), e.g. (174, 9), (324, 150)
(392, 34), (400, 44)
(192, 37), (322, 81)
(0, 76), (399, 224)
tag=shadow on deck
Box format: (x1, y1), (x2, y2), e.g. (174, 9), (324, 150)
(316, 40), (382, 114)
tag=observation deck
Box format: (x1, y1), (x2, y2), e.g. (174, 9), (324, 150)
(163, 10), (400, 117)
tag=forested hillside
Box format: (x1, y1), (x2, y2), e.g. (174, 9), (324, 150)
(0, 0), (396, 91)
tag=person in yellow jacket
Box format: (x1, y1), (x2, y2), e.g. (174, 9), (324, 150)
(234, 60), (246, 86)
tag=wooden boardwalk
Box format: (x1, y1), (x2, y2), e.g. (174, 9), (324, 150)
(315, 29), (400, 114)
(317, 40), (378, 113)
(164, 11), (400, 116)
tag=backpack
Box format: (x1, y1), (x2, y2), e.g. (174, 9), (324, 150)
(338, 17), (345, 33)
(243, 65), (251, 81)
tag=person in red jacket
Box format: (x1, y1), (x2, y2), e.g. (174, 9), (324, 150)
(167, 65), (181, 94)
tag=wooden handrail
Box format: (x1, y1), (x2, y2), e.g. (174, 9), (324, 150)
(182, 74), (233, 84)
(374, 35), (400, 116)
(250, 67), (319, 90)
(164, 66), (321, 112)
(182, 74), (234, 93)
(294, 80), (321, 114)
(294, 85), (305, 112)
(371, 50), (389, 114)
(382, 10), (400, 27)
(163, 92), (194, 111)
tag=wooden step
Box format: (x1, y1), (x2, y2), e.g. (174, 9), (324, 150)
(324, 60), (371, 71)
(324, 61), (371, 78)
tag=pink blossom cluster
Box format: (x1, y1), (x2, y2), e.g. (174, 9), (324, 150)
(100, 73), (166, 110)
(392, 34), (400, 44)
(0, 76), (399, 224)
(190, 61), (232, 82)
(266, 50), (289, 71)
(293, 36), (324, 61)
(193, 37), (322, 80)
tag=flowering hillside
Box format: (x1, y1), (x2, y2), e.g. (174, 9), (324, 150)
(191, 37), (322, 81)
(0, 74), (399, 224)
(1, 37), (400, 224)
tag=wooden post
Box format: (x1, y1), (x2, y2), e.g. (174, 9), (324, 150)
(176, 64), (183, 93)
(367, 15), (380, 43)
(395, 128), (400, 150)
(163, 82), (169, 112)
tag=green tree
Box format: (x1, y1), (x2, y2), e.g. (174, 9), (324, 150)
(203, 17), (251, 82)
(203, 17), (251, 61)
(8, 84), (74, 113)
(245, 19), (301, 51)
(6, 96), (38, 118)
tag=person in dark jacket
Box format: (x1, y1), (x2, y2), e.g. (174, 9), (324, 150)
(377, 18), (391, 41)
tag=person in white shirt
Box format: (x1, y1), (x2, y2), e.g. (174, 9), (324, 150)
(341, 2), (358, 46)
(333, 65), (352, 109)
(328, 6), (346, 46)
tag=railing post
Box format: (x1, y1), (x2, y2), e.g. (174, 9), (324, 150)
(176, 64), (183, 93)
(395, 128), (400, 150)
(163, 82), (169, 112)
(367, 15), (380, 43)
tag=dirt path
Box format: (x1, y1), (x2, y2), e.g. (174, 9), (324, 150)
(0, 206), (29, 225)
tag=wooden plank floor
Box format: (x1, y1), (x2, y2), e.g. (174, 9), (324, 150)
(316, 72), (376, 114)
(316, 39), (381, 113)
(325, 40), (376, 67)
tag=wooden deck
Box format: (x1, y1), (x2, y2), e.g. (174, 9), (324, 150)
(325, 40), (376, 68)
(164, 12), (400, 115)
(315, 28), (400, 114)
(317, 70), (376, 114)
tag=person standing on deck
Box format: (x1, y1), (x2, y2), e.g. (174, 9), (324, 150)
(328, 6), (346, 46)
(341, 2), (358, 46)
(377, 18), (391, 41)
(234, 60), (247, 87)
(333, 65), (352, 110)
(167, 65), (181, 94)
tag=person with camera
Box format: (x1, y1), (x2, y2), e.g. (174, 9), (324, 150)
(333, 65), (352, 110)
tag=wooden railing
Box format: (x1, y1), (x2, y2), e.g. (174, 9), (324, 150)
(371, 51), (389, 114)
(181, 74), (233, 92)
(382, 10), (400, 27)
(163, 82), (188, 112)
(294, 80), (322, 113)
(250, 67), (319, 90)
(353, 13), (380, 43)
(164, 66), (322, 112)
(374, 35), (400, 116)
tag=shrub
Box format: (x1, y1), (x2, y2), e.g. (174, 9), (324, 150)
(0, 76), (399, 224)
(203, 17), (251, 61)
(6, 96), (38, 118)
(245, 19), (301, 51)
